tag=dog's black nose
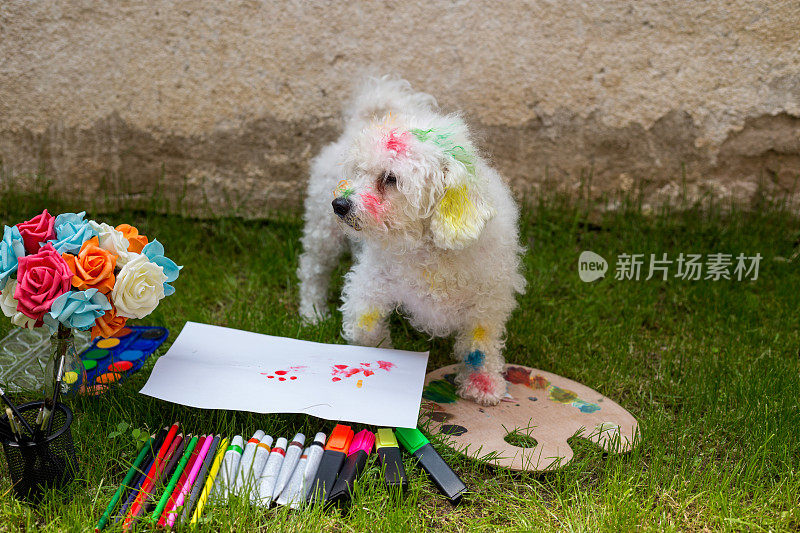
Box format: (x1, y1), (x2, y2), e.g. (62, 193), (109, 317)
(332, 197), (351, 217)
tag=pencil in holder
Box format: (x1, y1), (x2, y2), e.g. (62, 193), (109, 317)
(1, 401), (79, 501)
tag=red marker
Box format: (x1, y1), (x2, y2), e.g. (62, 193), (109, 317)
(123, 422), (179, 530)
(158, 435), (206, 527)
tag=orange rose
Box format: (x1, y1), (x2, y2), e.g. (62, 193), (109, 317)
(92, 305), (127, 339)
(116, 224), (148, 253)
(62, 236), (116, 294)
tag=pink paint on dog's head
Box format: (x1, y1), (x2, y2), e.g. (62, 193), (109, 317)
(383, 129), (410, 157)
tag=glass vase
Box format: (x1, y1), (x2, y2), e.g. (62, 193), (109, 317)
(45, 325), (86, 400)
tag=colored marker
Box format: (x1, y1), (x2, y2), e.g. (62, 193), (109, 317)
(95, 433), (157, 531)
(327, 429), (375, 505)
(213, 434), (244, 501)
(122, 422), (180, 529)
(254, 437), (287, 505)
(155, 434), (186, 493)
(160, 435), (208, 527)
(180, 434), (220, 524)
(139, 433), (185, 518)
(189, 437), (228, 526)
(375, 428), (408, 491)
(246, 434), (274, 502)
(151, 435), (199, 523)
(273, 432), (305, 498)
(116, 456), (154, 523)
(395, 427), (467, 504)
(233, 430), (265, 495)
(114, 426), (170, 523)
(307, 424), (353, 504)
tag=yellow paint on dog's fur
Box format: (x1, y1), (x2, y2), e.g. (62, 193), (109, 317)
(437, 185), (473, 231)
(357, 308), (381, 331)
(472, 325), (487, 343)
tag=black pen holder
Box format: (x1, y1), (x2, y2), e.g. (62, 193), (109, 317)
(1, 401), (79, 501)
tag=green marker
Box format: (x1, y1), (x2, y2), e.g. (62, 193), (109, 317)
(395, 427), (467, 504)
(150, 435), (199, 523)
(95, 434), (157, 531)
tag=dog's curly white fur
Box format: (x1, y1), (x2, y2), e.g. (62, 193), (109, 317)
(298, 76), (526, 405)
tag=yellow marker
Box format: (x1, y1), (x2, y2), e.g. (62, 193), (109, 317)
(190, 437), (229, 525)
(357, 379), (363, 388)
(356, 309), (381, 332)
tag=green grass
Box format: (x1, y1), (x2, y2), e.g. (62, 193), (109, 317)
(0, 185), (799, 532)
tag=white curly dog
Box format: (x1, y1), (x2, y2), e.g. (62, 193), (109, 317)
(298, 76), (525, 405)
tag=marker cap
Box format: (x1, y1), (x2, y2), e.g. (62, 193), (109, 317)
(324, 424), (354, 453)
(349, 430), (375, 456)
(375, 428), (398, 449)
(395, 427), (429, 454)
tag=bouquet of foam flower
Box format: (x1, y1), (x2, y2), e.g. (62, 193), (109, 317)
(0, 210), (181, 338)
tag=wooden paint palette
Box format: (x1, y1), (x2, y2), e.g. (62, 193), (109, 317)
(420, 365), (639, 471)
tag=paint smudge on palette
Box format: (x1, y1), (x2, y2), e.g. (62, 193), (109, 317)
(503, 366), (601, 414)
(422, 374), (459, 403)
(440, 424), (468, 436)
(261, 365), (307, 381)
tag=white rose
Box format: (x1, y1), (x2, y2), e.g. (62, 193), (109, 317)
(111, 254), (167, 319)
(0, 279), (37, 329)
(88, 221), (134, 267)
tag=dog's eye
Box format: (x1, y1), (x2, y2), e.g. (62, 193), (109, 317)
(382, 172), (397, 187)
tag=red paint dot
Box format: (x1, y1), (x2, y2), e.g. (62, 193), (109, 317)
(275, 370), (287, 375)
(362, 362), (371, 366)
(334, 364), (348, 369)
(267, 375), (274, 378)
(279, 377), (286, 381)
(332, 377), (341, 382)
(290, 376), (297, 380)
(363, 370), (374, 377)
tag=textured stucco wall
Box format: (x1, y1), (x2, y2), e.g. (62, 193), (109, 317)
(1, 1), (799, 216)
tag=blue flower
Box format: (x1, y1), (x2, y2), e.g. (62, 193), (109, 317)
(142, 239), (181, 296)
(47, 211), (98, 254)
(0, 225), (25, 290)
(44, 288), (112, 332)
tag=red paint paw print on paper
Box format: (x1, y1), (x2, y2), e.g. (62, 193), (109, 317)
(261, 365), (307, 382)
(331, 360), (395, 386)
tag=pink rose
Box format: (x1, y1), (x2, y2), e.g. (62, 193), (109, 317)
(17, 209), (56, 254)
(14, 243), (73, 321)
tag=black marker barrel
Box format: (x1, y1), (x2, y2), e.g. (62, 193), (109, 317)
(375, 428), (408, 491)
(307, 424), (353, 504)
(395, 427), (467, 504)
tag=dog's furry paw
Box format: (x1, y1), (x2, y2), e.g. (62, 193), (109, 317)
(457, 371), (506, 406)
(299, 305), (329, 325)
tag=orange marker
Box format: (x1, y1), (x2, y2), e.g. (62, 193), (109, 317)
(307, 424), (354, 503)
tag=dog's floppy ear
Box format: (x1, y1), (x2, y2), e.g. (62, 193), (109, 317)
(430, 157), (496, 250)
(410, 123), (495, 249)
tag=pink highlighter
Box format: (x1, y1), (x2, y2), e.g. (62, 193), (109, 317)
(166, 435), (214, 527)
(326, 429), (375, 505)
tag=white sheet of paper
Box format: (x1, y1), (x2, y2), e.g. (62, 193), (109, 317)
(139, 321), (429, 428)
